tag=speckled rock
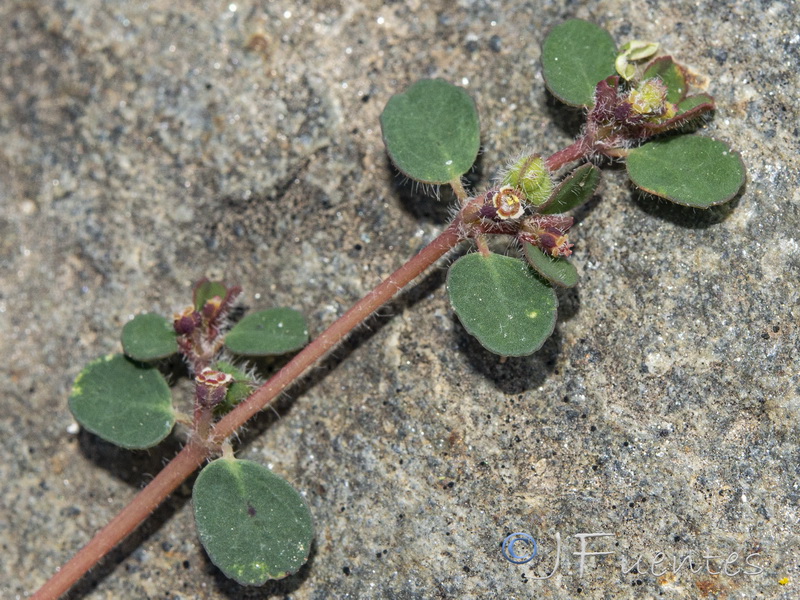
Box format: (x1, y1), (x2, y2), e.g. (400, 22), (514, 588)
(1, 1), (798, 599)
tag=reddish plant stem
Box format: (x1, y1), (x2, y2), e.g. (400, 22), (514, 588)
(210, 218), (465, 442)
(449, 177), (468, 205)
(194, 404), (214, 441)
(32, 144), (589, 598)
(475, 235), (491, 257)
(30, 441), (209, 600)
(32, 219), (466, 600)
(545, 138), (588, 172)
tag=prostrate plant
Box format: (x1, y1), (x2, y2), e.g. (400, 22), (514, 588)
(68, 279), (313, 585)
(32, 19), (744, 599)
(382, 19), (743, 356)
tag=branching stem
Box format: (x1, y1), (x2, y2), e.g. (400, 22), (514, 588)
(32, 143), (589, 599)
(32, 216), (467, 600)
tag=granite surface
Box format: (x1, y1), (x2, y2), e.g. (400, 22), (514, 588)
(1, 0), (798, 598)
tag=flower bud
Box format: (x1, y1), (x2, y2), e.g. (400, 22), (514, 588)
(519, 214), (575, 257)
(626, 78), (669, 117)
(195, 368), (234, 408)
(174, 306), (201, 335)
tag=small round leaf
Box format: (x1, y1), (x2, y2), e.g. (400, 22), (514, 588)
(380, 78), (480, 184)
(541, 19), (617, 107)
(523, 243), (579, 288)
(69, 354), (175, 449)
(677, 93), (714, 114)
(539, 163), (601, 214)
(627, 136), (745, 207)
(193, 458), (314, 585)
(194, 280), (228, 310)
(447, 252), (558, 356)
(224, 308), (308, 356)
(121, 313), (179, 361)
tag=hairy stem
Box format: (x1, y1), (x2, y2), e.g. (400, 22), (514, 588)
(194, 403), (214, 442)
(32, 219), (466, 600)
(545, 138), (588, 172)
(210, 219), (465, 442)
(475, 235), (491, 257)
(449, 177), (468, 204)
(33, 136), (587, 598)
(31, 441), (208, 600)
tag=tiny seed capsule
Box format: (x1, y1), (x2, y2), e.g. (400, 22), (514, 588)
(501, 155), (553, 206)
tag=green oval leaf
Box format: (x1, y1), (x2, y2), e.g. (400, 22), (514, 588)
(224, 308), (308, 356)
(541, 19), (617, 107)
(523, 243), (579, 288)
(194, 280), (228, 310)
(643, 56), (687, 103)
(627, 136), (745, 207)
(677, 93), (714, 114)
(380, 78), (480, 184)
(121, 313), (178, 361)
(621, 40), (660, 62)
(193, 458), (314, 585)
(69, 353), (175, 449)
(447, 252), (557, 356)
(539, 163), (601, 214)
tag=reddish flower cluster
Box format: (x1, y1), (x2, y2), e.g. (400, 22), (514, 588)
(465, 188), (575, 258)
(519, 214), (575, 258)
(173, 279), (242, 373)
(195, 367), (234, 408)
(585, 74), (713, 155)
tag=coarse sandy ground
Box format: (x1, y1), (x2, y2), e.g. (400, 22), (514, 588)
(2, 0), (798, 598)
